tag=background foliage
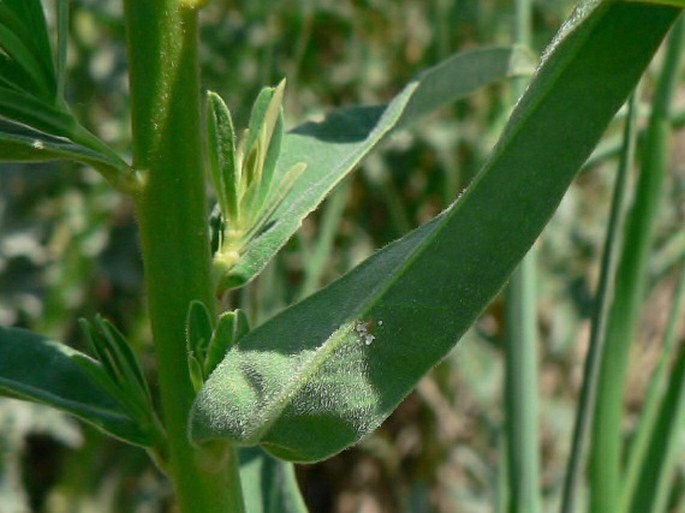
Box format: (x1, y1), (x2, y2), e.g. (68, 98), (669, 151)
(1, 1), (684, 512)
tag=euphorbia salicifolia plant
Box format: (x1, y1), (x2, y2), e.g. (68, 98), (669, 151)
(0, 0), (682, 511)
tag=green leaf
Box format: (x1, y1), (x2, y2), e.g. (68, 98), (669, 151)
(185, 300), (215, 390)
(0, 87), (76, 135)
(95, 317), (151, 400)
(205, 309), (249, 377)
(186, 300), (214, 361)
(219, 45), (536, 289)
(1, 0), (54, 73)
(0, 22), (52, 98)
(238, 81), (287, 231)
(76, 318), (160, 435)
(0, 326), (154, 446)
(0, 0), (137, 194)
(254, 80), (286, 204)
(79, 319), (119, 387)
(245, 82), (285, 175)
(0, 117), (138, 193)
(56, 0), (69, 99)
(207, 92), (239, 220)
(239, 447), (308, 513)
(191, 2), (680, 462)
(0, 0), (56, 100)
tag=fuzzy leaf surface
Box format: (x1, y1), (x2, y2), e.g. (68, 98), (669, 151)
(191, 2), (679, 462)
(223, 45), (535, 288)
(0, 326), (154, 446)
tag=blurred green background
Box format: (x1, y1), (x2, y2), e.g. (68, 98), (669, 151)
(2, 1), (685, 512)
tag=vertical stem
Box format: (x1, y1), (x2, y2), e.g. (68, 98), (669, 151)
(503, 1), (541, 513)
(504, 254), (541, 513)
(123, 1), (244, 511)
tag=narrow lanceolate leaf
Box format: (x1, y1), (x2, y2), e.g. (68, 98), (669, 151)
(0, 0), (137, 194)
(190, 2), (680, 462)
(207, 92), (239, 219)
(205, 310), (249, 377)
(0, 117), (120, 168)
(0, 0), (56, 100)
(75, 319), (164, 446)
(0, 326), (154, 446)
(221, 45), (536, 289)
(56, 0), (69, 99)
(186, 300), (214, 361)
(0, 114), (136, 193)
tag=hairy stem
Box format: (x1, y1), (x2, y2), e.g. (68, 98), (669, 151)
(123, 1), (244, 511)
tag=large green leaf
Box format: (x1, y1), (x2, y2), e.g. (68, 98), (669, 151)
(0, 326), (155, 447)
(190, 2), (680, 462)
(220, 45), (535, 289)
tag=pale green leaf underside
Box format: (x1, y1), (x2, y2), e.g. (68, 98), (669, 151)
(0, 326), (154, 446)
(223, 45), (535, 288)
(191, 2), (680, 462)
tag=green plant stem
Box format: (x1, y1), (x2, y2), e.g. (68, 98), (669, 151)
(559, 91), (639, 513)
(503, 1), (540, 512)
(589, 16), (685, 513)
(122, 2), (244, 512)
(504, 253), (541, 513)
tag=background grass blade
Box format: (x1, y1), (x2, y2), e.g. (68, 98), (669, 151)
(0, 326), (154, 447)
(626, 264), (685, 513)
(589, 15), (685, 513)
(190, 2), (681, 463)
(222, 45), (535, 288)
(297, 180), (351, 301)
(560, 90), (641, 513)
